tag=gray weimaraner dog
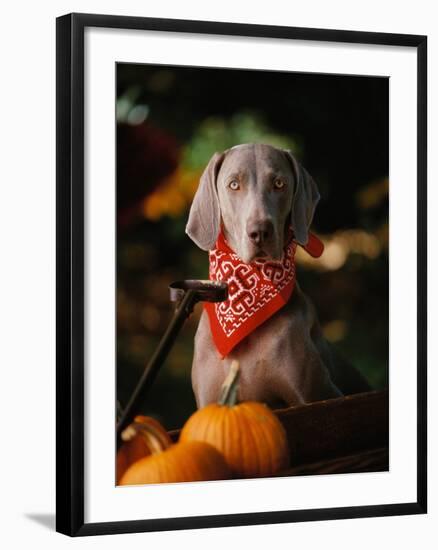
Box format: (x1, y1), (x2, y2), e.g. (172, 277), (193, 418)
(186, 143), (370, 408)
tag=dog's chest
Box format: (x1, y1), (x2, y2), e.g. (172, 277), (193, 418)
(225, 305), (299, 400)
(193, 289), (309, 407)
(231, 303), (295, 362)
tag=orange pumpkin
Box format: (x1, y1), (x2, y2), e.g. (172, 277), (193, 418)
(119, 440), (231, 485)
(180, 361), (289, 478)
(116, 415), (172, 483)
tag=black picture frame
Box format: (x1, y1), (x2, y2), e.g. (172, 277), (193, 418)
(56, 12), (427, 537)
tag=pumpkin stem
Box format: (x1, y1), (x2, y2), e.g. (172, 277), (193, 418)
(218, 360), (240, 406)
(120, 418), (172, 455)
(121, 424), (137, 442)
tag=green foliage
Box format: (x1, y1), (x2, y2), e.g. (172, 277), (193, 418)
(183, 112), (301, 170)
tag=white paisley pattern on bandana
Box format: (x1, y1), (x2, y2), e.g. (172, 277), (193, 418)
(203, 232), (297, 358)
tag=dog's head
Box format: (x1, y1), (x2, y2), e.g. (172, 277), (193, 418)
(186, 143), (320, 263)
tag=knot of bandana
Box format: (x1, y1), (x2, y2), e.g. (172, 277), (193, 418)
(204, 231), (324, 358)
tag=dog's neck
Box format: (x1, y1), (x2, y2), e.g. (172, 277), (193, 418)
(205, 233), (298, 357)
(204, 230), (324, 358)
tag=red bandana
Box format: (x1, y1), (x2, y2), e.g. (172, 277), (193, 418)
(204, 231), (324, 358)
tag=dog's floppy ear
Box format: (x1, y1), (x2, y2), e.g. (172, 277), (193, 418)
(185, 151), (225, 250)
(283, 150), (320, 246)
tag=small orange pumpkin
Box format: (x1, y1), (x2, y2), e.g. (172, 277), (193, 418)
(119, 440), (231, 485)
(180, 361), (289, 478)
(116, 415), (172, 483)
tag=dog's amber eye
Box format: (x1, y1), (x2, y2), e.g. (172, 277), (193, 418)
(229, 180), (240, 190)
(273, 178), (285, 190)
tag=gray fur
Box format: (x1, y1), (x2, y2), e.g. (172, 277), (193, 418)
(284, 149), (321, 246)
(186, 152), (224, 251)
(186, 143), (370, 407)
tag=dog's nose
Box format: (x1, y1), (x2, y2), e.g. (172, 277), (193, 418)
(247, 220), (273, 245)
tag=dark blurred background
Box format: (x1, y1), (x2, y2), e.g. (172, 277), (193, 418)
(116, 64), (389, 430)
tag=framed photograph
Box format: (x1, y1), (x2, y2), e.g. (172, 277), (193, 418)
(56, 12), (427, 536)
